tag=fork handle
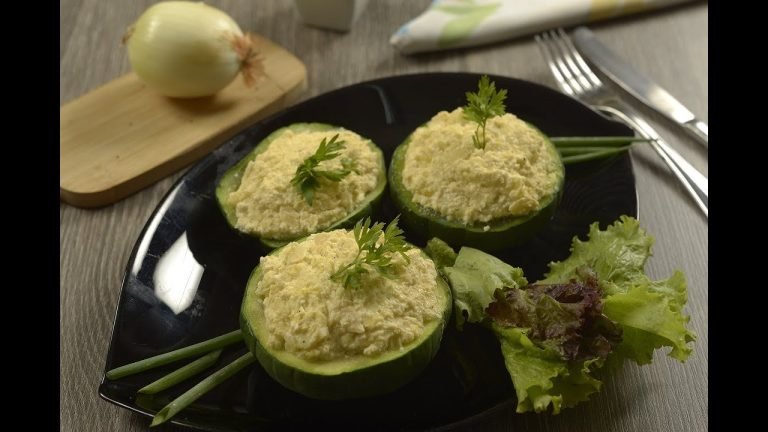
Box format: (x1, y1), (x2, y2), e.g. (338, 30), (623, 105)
(599, 105), (708, 219)
(683, 119), (708, 148)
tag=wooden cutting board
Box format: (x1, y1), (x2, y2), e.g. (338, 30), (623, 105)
(60, 35), (307, 208)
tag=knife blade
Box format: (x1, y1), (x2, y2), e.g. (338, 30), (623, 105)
(572, 27), (708, 148)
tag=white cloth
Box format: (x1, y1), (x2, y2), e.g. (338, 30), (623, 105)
(390, 0), (695, 54)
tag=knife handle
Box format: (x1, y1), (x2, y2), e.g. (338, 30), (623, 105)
(635, 118), (709, 218)
(598, 105), (708, 219)
(683, 120), (708, 148)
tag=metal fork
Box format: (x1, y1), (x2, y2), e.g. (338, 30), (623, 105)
(535, 28), (708, 218)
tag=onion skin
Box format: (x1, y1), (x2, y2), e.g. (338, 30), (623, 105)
(125, 1), (260, 98)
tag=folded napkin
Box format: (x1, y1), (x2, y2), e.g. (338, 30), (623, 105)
(391, 0), (695, 54)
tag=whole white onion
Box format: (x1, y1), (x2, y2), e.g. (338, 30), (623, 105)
(123, 1), (263, 98)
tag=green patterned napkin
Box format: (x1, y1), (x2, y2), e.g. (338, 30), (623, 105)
(390, 0), (695, 54)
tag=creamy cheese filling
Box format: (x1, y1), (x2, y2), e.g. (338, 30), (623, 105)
(402, 108), (561, 224)
(254, 230), (443, 361)
(227, 129), (381, 240)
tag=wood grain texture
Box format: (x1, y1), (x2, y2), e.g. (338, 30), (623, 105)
(60, 35), (307, 208)
(60, 1), (708, 431)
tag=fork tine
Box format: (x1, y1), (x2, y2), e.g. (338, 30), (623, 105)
(556, 28), (603, 88)
(534, 33), (575, 96)
(541, 30), (586, 96)
(551, 28), (594, 91)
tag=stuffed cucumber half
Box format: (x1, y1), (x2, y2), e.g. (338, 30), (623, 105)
(389, 108), (564, 251)
(239, 221), (452, 400)
(216, 123), (387, 249)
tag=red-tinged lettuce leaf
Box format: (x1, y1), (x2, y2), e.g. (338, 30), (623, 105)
(492, 325), (603, 414)
(443, 247), (527, 329)
(488, 273), (622, 362)
(541, 216), (695, 364)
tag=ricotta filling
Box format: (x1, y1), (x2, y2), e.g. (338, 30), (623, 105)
(254, 230), (443, 362)
(227, 129), (381, 240)
(401, 108), (561, 224)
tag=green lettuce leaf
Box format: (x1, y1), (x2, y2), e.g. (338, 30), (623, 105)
(443, 247), (527, 329)
(603, 285), (694, 364)
(646, 270), (688, 313)
(424, 237), (458, 269)
(492, 325), (603, 414)
(541, 215), (652, 296)
(542, 215), (695, 364)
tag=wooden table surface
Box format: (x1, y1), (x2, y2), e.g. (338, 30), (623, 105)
(60, 1), (708, 431)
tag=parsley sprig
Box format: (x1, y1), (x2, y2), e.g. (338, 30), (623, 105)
(463, 75), (508, 150)
(290, 134), (358, 205)
(331, 216), (411, 289)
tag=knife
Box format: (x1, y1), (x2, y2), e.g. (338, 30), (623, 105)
(572, 27), (708, 148)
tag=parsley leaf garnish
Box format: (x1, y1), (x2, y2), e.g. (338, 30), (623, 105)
(290, 134), (358, 205)
(463, 75), (508, 150)
(331, 216), (411, 289)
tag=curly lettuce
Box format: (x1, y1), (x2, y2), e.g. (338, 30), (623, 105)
(438, 215), (696, 414)
(541, 216), (695, 364)
(488, 273), (622, 362)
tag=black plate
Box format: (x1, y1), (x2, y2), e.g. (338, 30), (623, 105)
(99, 73), (637, 431)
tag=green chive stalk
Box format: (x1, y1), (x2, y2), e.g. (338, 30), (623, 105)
(106, 330), (242, 380)
(138, 349), (223, 395)
(150, 352), (256, 427)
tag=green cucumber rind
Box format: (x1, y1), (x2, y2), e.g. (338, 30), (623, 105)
(388, 122), (565, 251)
(215, 123), (387, 249)
(239, 245), (452, 400)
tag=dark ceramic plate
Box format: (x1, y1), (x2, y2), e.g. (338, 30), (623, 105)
(99, 73), (637, 431)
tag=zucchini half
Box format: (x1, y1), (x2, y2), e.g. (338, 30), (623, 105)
(389, 123), (565, 251)
(215, 123), (387, 249)
(239, 242), (452, 400)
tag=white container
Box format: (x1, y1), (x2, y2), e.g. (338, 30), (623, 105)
(293, 0), (369, 32)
